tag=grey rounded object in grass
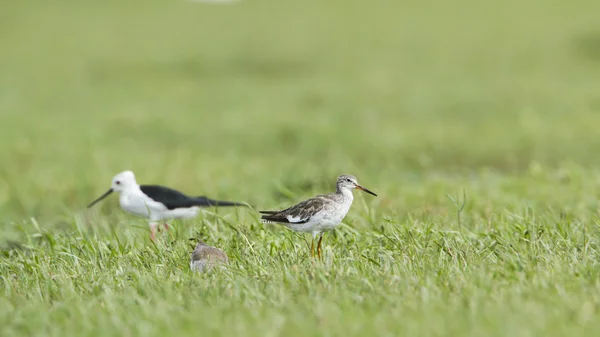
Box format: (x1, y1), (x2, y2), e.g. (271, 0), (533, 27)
(190, 240), (229, 273)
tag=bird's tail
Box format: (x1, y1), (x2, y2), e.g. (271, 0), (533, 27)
(194, 196), (248, 207)
(259, 210), (284, 223)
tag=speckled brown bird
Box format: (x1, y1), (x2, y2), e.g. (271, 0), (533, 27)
(189, 240), (229, 273)
(260, 174), (377, 259)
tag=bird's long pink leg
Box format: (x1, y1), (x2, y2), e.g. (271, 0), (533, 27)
(163, 223), (170, 231)
(149, 222), (158, 241)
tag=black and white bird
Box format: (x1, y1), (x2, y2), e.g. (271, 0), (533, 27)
(260, 174), (377, 259)
(87, 170), (247, 239)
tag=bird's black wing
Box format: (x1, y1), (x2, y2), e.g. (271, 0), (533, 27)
(194, 196), (247, 207)
(140, 185), (247, 210)
(140, 185), (198, 210)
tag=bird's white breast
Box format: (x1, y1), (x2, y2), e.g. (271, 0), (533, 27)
(119, 191), (166, 219)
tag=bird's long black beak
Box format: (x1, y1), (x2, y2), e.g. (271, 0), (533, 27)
(87, 188), (114, 208)
(355, 184), (377, 197)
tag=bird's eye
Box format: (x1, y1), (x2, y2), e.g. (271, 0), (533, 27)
(346, 179), (351, 182)
(115, 181), (121, 185)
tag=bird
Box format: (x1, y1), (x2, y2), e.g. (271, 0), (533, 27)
(87, 170), (247, 240)
(189, 239), (229, 273)
(259, 174), (377, 259)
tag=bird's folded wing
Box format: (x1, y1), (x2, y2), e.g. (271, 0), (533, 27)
(140, 185), (195, 210)
(194, 196), (246, 207)
(260, 196), (330, 224)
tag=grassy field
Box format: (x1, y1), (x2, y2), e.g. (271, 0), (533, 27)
(2, 0), (600, 336)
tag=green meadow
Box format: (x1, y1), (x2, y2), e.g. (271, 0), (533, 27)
(2, 0), (600, 336)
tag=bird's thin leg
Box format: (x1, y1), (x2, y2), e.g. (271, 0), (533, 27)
(317, 233), (324, 260)
(310, 239), (315, 258)
(164, 223), (170, 231)
(149, 222), (158, 241)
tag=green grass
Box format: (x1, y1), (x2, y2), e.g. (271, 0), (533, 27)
(2, 0), (600, 336)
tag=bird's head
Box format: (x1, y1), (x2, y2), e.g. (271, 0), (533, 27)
(111, 170), (137, 192)
(87, 170), (138, 208)
(336, 174), (377, 196)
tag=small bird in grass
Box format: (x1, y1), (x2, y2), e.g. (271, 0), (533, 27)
(260, 174), (377, 259)
(190, 240), (229, 273)
(87, 170), (247, 240)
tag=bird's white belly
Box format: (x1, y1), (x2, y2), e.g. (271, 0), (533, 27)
(120, 194), (152, 217)
(164, 207), (200, 220)
(120, 194), (201, 221)
(288, 204), (351, 234)
(118, 193), (173, 220)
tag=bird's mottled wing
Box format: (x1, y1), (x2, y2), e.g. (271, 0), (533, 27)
(260, 194), (333, 224)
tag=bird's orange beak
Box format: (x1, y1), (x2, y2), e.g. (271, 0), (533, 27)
(355, 184), (377, 196)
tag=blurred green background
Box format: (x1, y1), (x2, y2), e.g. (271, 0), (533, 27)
(1, 0), (600, 232)
(2, 1), (599, 216)
(3, 1), (600, 336)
